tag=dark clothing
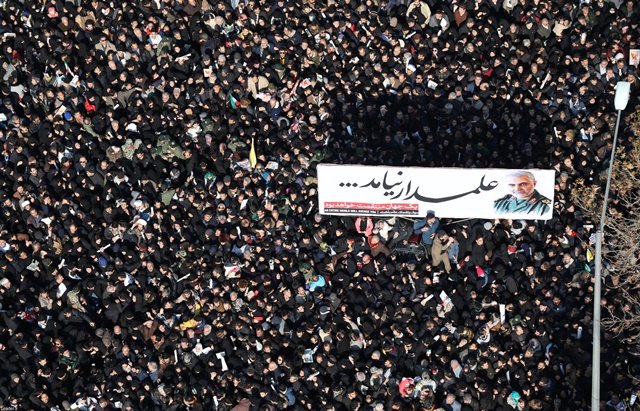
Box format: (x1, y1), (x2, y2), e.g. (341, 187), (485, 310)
(493, 190), (552, 216)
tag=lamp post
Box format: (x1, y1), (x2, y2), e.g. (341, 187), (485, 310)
(592, 81), (631, 411)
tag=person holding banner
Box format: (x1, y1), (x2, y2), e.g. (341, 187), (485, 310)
(493, 171), (552, 216)
(413, 211), (440, 248)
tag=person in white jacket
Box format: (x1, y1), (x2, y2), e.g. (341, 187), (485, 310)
(406, 0), (432, 25)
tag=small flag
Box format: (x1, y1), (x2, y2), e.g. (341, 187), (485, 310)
(228, 92), (238, 109)
(84, 96), (96, 114)
(249, 138), (257, 168)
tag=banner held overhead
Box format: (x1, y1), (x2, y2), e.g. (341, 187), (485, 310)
(317, 165), (555, 220)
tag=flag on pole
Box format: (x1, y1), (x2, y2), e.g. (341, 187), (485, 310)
(249, 138), (257, 168)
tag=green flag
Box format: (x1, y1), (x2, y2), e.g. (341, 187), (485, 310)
(228, 92), (238, 110)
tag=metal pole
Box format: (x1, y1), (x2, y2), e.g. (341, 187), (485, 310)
(592, 109), (622, 410)
(599, 110), (623, 230)
(592, 230), (602, 411)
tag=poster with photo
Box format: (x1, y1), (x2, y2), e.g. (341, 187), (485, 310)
(318, 165), (555, 220)
(630, 49), (640, 67)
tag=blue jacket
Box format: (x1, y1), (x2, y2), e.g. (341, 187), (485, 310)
(413, 218), (440, 245)
(308, 275), (326, 292)
(285, 387), (296, 406)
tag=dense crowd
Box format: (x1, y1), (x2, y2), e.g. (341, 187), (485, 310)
(0, 0), (639, 410)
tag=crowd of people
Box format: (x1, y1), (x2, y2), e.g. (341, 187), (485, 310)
(1, 0), (639, 409)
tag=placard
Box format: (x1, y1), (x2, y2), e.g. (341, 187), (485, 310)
(317, 165), (555, 220)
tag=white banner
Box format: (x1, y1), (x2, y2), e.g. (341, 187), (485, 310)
(317, 165), (555, 220)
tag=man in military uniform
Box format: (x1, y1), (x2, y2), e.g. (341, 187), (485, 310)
(493, 171), (551, 216)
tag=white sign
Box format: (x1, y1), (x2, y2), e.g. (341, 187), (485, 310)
(630, 49), (640, 67)
(317, 165), (555, 220)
